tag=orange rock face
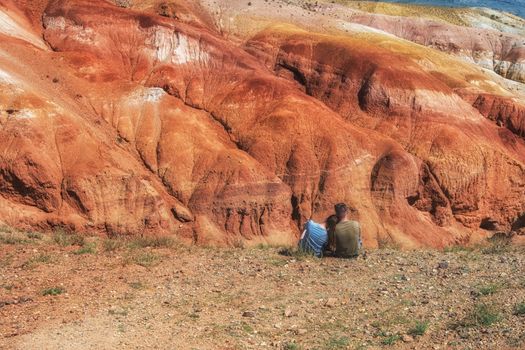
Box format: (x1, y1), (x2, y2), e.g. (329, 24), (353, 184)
(0, 0), (524, 247)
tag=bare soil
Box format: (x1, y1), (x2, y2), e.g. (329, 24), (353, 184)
(1, 230), (524, 350)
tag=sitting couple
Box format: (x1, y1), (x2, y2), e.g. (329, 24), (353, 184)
(299, 203), (362, 258)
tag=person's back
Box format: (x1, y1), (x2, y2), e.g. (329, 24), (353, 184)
(299, 220), (328, 257)
(334, 220), (360, 258)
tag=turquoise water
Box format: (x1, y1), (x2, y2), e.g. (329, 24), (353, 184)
(378, 0), (525, 18)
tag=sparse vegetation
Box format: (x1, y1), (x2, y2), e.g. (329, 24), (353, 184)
(514, 302), (525, 316)
(409, 320), (429, 336)
(326, 336), (350, 349)
(481, 237), (511, 255)
(0, 253), (13, 268)
(477, 283), (504, 296)
(231, 237), (245, 249)
(115, 0), (132, 8)
(127, 251), (161, 267)
(278, 246), (316, 260)
(108, 307), (129, 316)
(26, 231), (43, 240)
(128, 281), (145, 290)
(0, 227), (28, 245)
(52, 229), (85, 247)
(464, 303), (501, 327)
(0, 233), (27, 245)
(73, 243), (97, 255)
(283, 342), (301, 350)
(103, 238), (122, 252)
(381, 334), (401, 345)
(1, 283), (14, 291)
(22, 253), (53, 269)
(241, 322), (254, 334)
(42, 287), (65, 296)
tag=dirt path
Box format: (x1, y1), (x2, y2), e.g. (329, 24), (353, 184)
(1, 232), (524, 349)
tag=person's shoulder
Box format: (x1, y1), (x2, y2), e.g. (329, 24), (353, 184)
(336, 220), (359, 230)
(336, 220), (355, 227)
(306, 220), (322, 230)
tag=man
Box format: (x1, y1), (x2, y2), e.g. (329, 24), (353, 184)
(330, 203), (362, 258)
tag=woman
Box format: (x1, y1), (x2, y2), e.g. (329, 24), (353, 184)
(299, 215), (338, 257)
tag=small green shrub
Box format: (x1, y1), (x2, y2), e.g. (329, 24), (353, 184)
(514, 302), (525, 316)
(108, 307), (128, 316)
(409, 320), (429, 336)
(283, 343), (301, 350)
(42, 287), (65, 296)
(73, 243), (96, 255)
(477, 283), (503, 296)
(0, 254), (13, 267)
(1, 284), (14, 291)
(255, 243), (272, 250)
(464, 303), (501, 327)
(116, 0), (132, 8)
(481, 237), (511, 255)
(241, 322), (254, 334)
(126, 251), (160, 267)
(26, 231), (43, 240)
(102, 238), (122, 252)
(0, 234), (24, 245)
(0, 228), (27, 245)
(0, 225), (14, 234)
(53, 229), (85, 247)
(231, 237), (245, 249)
(128, 281), (145, 290)
(22, 253), (53, 269)
(381, 334), (401, 345)
(326, 336), (350, 349)
(278, 247), (315, 260)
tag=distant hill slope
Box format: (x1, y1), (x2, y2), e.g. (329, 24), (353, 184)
(0, 0), (523, 247)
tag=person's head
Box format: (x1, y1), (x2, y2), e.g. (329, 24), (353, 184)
(334, 203), (349, 221)
(325, 215), (338, 233)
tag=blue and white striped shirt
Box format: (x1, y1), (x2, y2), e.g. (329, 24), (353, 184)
(299, 220), (328, 257)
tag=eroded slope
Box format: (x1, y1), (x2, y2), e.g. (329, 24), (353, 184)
(0, 0), (524, 247)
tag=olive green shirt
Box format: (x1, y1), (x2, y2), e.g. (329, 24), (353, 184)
(332, 220), (361, 258)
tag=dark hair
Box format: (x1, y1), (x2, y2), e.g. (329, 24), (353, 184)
(334, 203), (348, 219)
(325, 215), (338, 232)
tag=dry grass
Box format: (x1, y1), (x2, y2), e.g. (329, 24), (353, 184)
(328, 0), (468, 26)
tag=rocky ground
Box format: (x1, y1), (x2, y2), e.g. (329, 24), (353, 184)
(1, 227), (524, 350)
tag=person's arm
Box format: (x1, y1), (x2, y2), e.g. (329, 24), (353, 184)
(358, 223), (363, 250)
(326, 227), (335, 253)
(300, 229), (307, 240)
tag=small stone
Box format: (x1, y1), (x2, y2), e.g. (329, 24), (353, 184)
(325, 298), (337, 307)
(284, 307), (295, 317)
(437, 261), (449, 269)
(402, 335), (414, 343)
(242, 311), (255, 318)
(297, 328), (307, 335)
